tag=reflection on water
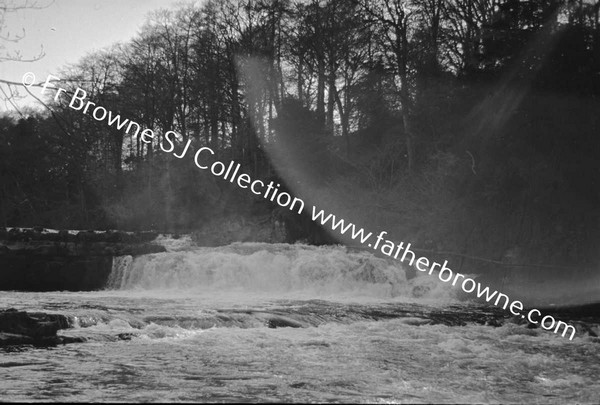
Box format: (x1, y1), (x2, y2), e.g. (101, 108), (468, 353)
(1, 242), (599, 402)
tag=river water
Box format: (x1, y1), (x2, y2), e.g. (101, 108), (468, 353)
(1, 238), (599, 403)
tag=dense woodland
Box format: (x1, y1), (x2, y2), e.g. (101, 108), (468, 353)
(1, 0), (599, 276)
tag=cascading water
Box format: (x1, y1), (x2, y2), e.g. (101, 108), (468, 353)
(107, 255), (133, 290)
(105, 242), (459, 301)
(3, 238), (599, 403)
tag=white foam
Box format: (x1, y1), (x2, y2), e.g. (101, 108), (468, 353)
(153, 234), (196, 252)
(107, 243), (460, 301)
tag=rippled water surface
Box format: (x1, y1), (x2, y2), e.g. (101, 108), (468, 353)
(1, 242), (599, 403)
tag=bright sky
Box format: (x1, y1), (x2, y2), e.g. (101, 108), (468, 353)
(0, 0), (181, 111)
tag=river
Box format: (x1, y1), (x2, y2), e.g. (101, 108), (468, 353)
(1, 238), (599, 403)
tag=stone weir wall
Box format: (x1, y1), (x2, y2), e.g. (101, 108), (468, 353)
(0, 228), (166, 291)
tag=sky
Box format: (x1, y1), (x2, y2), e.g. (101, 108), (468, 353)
(0, 0), (181, 111)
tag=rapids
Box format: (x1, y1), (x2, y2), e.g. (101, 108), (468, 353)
(1, 239), (599, 403)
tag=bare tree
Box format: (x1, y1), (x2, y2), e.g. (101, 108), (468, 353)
(0, 0), (53, 112)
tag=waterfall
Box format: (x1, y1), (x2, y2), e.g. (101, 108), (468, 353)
(106, 243), (458, 300)
(107, 255), (133, 289)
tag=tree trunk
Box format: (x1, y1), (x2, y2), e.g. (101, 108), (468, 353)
(317, 57), (326, 125)
(297, 53), (304, 104)
(327, 60), (336, 136)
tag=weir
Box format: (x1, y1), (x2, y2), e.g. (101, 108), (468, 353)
(0, 227), (457, 300)
(104, 242), (459, 301)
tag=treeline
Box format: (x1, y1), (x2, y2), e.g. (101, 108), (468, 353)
(1, 0), (599, 271)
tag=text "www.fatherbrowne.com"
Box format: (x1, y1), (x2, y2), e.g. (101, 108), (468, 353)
(25, 72), (577, 340)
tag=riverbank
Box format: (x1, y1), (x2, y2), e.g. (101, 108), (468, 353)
(0, 227), (166, 291)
